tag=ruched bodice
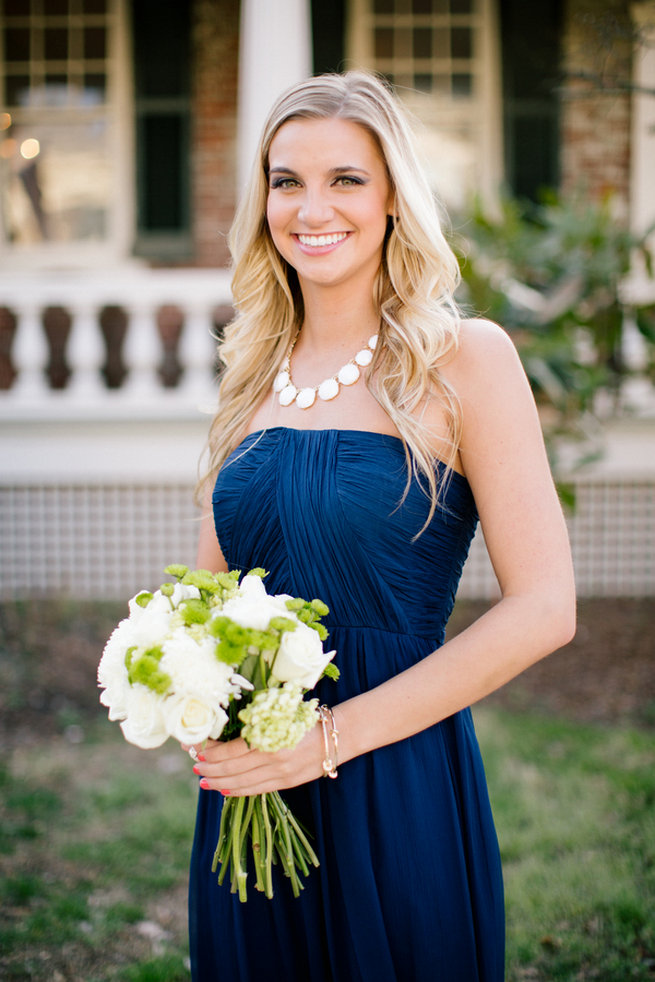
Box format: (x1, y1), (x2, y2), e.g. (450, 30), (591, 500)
(213, 427), (476, 637)
(189, 427), (504, 982)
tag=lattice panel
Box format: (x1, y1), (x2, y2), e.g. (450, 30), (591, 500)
(1, 485), (199, 600)
(1, 480), (654, 600)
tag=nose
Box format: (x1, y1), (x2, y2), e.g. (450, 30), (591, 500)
(297, 188), (335, 227)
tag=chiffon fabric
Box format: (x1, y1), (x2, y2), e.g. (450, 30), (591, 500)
(189, 427), (504, 982)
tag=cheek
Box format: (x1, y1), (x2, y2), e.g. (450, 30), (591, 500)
(266, 198), (287, 248)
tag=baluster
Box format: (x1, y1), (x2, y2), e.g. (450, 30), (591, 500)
(66, 303), (106, 398)
(9, 302), (49, 400)
(122, 303), (161, 397)
(177, 304), (219, 403)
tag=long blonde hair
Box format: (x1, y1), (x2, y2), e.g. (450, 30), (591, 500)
(200, 71), (463, 526)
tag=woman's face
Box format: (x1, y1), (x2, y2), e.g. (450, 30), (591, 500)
(266, 116), (394, 296)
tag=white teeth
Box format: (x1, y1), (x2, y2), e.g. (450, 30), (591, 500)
(297, 232), (348, 247)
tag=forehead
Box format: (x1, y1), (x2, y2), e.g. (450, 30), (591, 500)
(268, 116), (386, 168)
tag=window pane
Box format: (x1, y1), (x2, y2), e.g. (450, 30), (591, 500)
(84, 72), (106, 102)
(44, 0), (70, 14)
(44, 74), (69, 106)
(413, 27), (431, 59)
(2, 118), (110, 244)
(374, 28), (394, 59)
(44, 27), (69, 61)
(412, 0), (432, 12)
(452, 72), (472, 95)
(5, 0), (32, 14)
(414, 73), (432, 92)
(373, 0), (395, 12)
(82, 0), (107, 12)
(5, 75), (31, 106)
(451, 27), (472, 60)
(450, 0), (473, 13)
(4, 28), (30, 63)
(84, 26), (106, 59)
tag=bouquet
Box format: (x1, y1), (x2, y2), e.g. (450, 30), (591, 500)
(97, 564), (338, 901)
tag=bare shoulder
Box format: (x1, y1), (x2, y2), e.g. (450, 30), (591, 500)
(451, 317), (520, 371)
(440, 317), (527, 401)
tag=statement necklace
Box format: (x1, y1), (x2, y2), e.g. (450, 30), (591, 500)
(273, 333), (379, 410)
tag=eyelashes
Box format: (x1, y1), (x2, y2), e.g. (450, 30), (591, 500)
(269, 175), (366, 190)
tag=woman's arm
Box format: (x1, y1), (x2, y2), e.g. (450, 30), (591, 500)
(191, 321), (576, 793)
(195, 485), (229, 572)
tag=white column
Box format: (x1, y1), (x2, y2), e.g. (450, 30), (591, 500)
(237, 0), (312, 191)
(630, 3), (655, 248)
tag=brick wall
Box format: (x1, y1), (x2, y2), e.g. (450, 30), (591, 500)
(560, 0), (633, 213)
(191, 0), (240, 269)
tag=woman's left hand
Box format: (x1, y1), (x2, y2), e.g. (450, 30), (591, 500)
(182, 723), (326, 796)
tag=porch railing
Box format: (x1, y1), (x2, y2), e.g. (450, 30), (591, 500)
(0, 268), (233, 422)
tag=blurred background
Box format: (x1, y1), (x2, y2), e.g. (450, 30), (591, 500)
(1, 0), (654, 601)
(1, 5), (654, 981)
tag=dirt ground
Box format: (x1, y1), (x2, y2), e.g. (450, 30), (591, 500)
(0, 596), (653, 745)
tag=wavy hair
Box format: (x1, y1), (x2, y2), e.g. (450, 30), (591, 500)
(200, 70), (463, 529)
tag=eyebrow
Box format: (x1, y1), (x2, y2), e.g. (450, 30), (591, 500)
(268, 165), (371, 177)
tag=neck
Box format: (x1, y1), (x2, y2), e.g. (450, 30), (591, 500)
(299, 284), (380, 353)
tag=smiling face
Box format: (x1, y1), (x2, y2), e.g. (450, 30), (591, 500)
(266, 116), (394, 297)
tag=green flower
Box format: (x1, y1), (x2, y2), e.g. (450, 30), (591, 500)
(238, 683), (318, 753)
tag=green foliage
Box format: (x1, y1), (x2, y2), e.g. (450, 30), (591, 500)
(456, 193), (655, 473)
(475, 706), (655, 981)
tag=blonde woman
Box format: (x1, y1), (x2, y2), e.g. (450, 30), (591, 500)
(188, 71), (575, 982)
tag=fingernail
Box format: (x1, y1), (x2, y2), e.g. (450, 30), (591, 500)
(192, 764), (201, 775)
(199, 778), (211, 790)
(197, 753), (206, 762)
(219, 789), (231, 796)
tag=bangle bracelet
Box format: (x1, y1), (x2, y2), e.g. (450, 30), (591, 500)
(318, 705), (339, 779)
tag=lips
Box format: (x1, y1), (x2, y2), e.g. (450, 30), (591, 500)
(295, 232), (350, 247)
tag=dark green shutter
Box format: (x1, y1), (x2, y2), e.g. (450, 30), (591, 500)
(132, 0), (191, 259)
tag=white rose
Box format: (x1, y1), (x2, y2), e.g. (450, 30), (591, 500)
(219, 574), (290, 630)
(161, 631), (236, 704)
(120, 686), (168, 748)
(164, 693), (228, 744)
(272, 622), (336, 689)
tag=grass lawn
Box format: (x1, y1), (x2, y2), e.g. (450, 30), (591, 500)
(1, 599), (654, 980)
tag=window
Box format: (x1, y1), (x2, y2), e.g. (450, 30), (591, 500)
(348, 0), (502, 210)
(368, 0), (478, 98)
(0, 0), (123, 262)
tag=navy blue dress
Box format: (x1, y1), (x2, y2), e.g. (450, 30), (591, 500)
(189, 428), (504, 981)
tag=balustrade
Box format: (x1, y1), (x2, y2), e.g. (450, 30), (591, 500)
(0, 268), (232, 420)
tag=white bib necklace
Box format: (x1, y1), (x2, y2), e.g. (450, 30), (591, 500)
(273, 333), (378, 410)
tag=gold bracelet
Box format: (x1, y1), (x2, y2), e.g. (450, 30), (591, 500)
(318, 705), (339, 779)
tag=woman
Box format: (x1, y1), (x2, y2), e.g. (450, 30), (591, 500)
(188, 71), (575, 981)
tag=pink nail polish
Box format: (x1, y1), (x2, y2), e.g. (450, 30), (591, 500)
(192, 764), (201, 775)
(199, 778), (211, 790)
(220, 789), (231, 796)
(197, 753), (206, 762)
